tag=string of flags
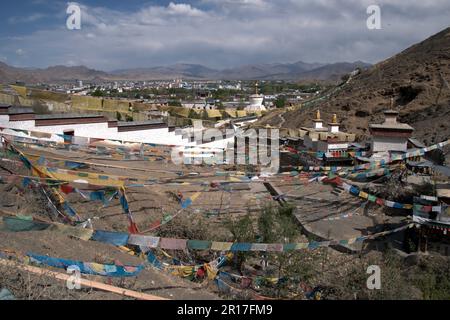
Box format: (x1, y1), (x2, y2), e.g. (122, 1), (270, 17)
(5, 135), (448, 189)
(0, 213), (417, 300)
(3, 133), (449, 219)
(0, 249), (144, 277)
(313, 175), (416, 210)
(327, 179), (442, 213)
(15, 154), (83, 223)
(1, 216), (414, 252)
(3, 143), (313, 188)
(0, 215), (329, 300)
(341, 181), (413, 210)
(5, 141), (446, 235)
(0, 214), (276, 297)
(8, 144), (141, 230)
(3, 130), (449, 177)
(283, 139), (449, 172)
(0, 231), (333, 299)
(3, 145), (430, 236)
(5, 151), (397, 190)
(4, 145), (213, 235)
(20, 164), (202, 235)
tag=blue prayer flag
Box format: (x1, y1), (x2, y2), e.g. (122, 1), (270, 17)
(91, 230), (129, 246)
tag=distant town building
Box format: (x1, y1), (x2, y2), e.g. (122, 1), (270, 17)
(245, 83), (266, 112)
(181, 100), (217, 110)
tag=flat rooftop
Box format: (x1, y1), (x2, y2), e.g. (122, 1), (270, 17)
(301, 127), (329, 132)
(117, 120), (166, 127)
(35, 113), (104, 120)
(369, 123), (414, 131)
(8, 107), (34, 114)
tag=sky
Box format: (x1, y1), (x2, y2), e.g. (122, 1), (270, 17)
(1, 0), (449, 71)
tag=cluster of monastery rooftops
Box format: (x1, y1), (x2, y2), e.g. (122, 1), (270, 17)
(279, 109), (414, 143)
(298, 110), (356, 143)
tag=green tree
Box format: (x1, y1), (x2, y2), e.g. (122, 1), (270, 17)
(125, 114), (134, 122)
(91, 89), (104, 97)
(275, 95), (287, 108)
(201, 110), (209, 120)
(225, 212), (256, 273)
(168, 100), (182, 107)
(257, 204), (309, 298)
(188, 109), (200, 119)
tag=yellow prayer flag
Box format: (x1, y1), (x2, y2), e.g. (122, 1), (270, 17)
(211, 242), (233, 251)
(359, 192), (369, 199)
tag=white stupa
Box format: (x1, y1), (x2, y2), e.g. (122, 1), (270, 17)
(245, 82), (266, 112)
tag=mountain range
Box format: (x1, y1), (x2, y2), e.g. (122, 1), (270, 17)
(0, 60), (371, 84)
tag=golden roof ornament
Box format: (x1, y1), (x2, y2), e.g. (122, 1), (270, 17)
(316, 109), (321, 120)
(332, 114), (338, 124)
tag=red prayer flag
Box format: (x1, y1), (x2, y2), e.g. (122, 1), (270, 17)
(60, 184), (74, 194)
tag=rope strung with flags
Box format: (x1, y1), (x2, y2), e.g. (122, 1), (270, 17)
(3, 130), (449, 177)
(0, 249), (144, 277)
(1, 215), (414, 252)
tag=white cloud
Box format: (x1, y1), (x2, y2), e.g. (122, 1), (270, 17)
(8, 13), (47, 24)
(167, 2), (206, 16)
(2, 1), (450, 70)
(202, 0), (268, 8)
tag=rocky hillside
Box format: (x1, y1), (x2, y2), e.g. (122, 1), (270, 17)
(257, 27), (450, 145)
(0, 62), (40, 84)
(0, 63), (109, 84)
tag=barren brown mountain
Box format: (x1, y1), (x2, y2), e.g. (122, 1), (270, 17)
(0, 63), (108, 84)
(257, 27), (450, 145)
